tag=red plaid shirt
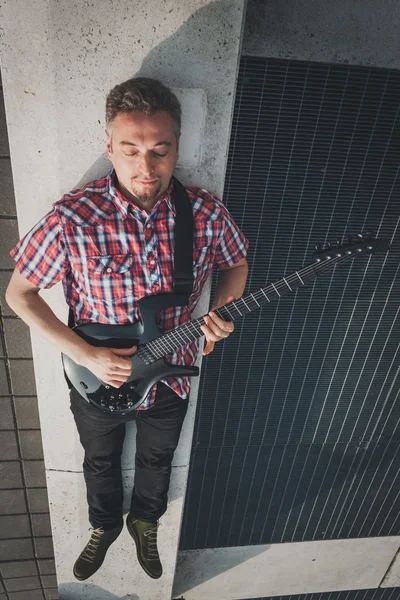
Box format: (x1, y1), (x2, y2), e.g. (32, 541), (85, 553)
(10, 170), (248, 409)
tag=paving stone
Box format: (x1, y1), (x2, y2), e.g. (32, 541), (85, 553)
(2, 319), (33, 359)
(9, 591), (45, 600)
(34, 537), (54, 559)
(0, 514), (30, 539)
(23, 461), (46, 488)
(0, 489), (26, 514)
(0, 397), (14, 428)
(40, 575), (57, 588)
(26, 488), (49, 513)
(14, 397), (40, 429)
(9, 360), (37, 396)
(0, 219), (19, 269)
(37, 559), (55, 575)
(0, 270), (15, 316)
(0, 538), (34, 561)
(0, 158), (16, 216)
(0, 560), (37, 578)
(31, 513), (52, 537)
(0, 461), (23, 488)
(0, 430), (18, 459)
(44, 590), (58, 600)
(0, 360), (10, 395)
(4, 575), (41, 592)
(0, 90), (10, 155)
(19, 430), (44, 460)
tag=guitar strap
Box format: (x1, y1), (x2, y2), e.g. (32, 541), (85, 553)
(67, 175), (194, 329)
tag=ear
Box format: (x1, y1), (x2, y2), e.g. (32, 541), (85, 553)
(105, 130), (112, 160)
(176, 132), (181, 156)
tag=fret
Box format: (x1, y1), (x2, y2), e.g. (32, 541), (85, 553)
(295, 271), (305, 285)
(179, 328), (193, 344)
(271, 283), (281, 297)
(261, 288), (271, 302)
(231, 301), (243, 316)
(145, 341), (162, 360)
(187, 320), (201, 337)
(223, 305), (236, 319)
(283, 277), (292, 291)
(241, 297), (251, 312)
(251, 293), (260, 307)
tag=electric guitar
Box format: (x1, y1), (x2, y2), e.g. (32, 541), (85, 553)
(62, 233), (390, 415)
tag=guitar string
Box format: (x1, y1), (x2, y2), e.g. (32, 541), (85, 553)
(139, 244), (375, 362)
(141, 247), (370, 361)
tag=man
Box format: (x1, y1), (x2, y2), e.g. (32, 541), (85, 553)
(6, 77), (248, 580)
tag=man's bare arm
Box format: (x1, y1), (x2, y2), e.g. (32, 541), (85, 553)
(201, 257), (248, 355)
(5, 267), (135, 387)
(211, 257), (248, 310)
(6, 267), (92, 364)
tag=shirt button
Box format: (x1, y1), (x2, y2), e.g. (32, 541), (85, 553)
(150, 260), (155, 265)
(106, 267), (113, 273)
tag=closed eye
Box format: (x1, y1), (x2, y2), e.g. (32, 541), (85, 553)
(124, 152), (168, 158)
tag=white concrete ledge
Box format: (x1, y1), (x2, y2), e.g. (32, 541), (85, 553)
(173, 536), (400, 599)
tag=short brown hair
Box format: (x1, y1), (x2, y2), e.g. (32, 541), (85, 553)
(105, 77), (181, 136)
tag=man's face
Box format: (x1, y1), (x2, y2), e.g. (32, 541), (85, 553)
(106, 111), (179, 209)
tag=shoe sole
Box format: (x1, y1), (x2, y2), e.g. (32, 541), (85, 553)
(126, 519), (162, 579)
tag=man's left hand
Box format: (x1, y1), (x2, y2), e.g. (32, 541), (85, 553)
(200, 295), (236, 356)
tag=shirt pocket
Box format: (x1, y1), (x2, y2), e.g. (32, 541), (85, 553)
(85, 254), (135, 302)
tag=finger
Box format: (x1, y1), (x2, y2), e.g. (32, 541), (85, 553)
(203, 339), (215, 355)
(209, 312), (234, 333)
(109, 361), (132, 373)
(200, 323), (223, 342)
(110, 347), (136, 370)
(204, 315), (232, 339)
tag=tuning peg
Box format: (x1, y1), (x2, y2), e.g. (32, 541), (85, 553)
(336, 238), (342, 248)
(356, 232), (363, 241)
(315, 243), (322, 252)
(326, 241), (331, 249)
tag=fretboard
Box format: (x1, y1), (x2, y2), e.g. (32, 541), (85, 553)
(133, 235), (385, 363)
(139, 253), (339, 363)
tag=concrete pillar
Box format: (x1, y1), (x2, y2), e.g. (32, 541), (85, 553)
(0, 1), (247, 598)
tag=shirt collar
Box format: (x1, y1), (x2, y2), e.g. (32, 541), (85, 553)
(107, 169), (175, 220)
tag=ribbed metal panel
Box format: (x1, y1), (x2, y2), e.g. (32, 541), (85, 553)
(180, 57), (400, 550)
(242, 589), (398, 600)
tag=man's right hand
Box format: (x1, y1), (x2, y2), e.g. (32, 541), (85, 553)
(79, 345), (137, 388)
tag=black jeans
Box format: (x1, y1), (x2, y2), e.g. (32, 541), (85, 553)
(69, 382), (188, 530)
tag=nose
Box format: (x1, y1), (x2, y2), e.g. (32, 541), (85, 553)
(137, 153), (155, 177)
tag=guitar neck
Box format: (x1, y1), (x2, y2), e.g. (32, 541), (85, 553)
(141, 251), (352, 361)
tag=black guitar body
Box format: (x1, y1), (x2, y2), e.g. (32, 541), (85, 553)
(62, 294), (199, 414)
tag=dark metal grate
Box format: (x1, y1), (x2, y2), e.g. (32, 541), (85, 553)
(240, 589), (399, 600)
(180, 56), (400, 550)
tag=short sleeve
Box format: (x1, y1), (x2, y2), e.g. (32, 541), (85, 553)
(9, 207), (69, 289)
(214, 197), (249, 268)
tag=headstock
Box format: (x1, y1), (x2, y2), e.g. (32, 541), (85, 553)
(312, 232), (390, 263)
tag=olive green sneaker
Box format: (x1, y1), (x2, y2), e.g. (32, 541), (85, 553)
(126, 515), (162, 579)
(73, 523), (123, 581)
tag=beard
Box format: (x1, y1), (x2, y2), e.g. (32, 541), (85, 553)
(130, 178), (163, 205)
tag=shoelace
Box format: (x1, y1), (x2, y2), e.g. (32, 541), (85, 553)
(144, 523), (160, 560)
(80, 527), (105, 563)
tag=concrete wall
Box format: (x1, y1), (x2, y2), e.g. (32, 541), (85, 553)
(0, 1), (247, 599)
(243, 0), (400, 68)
